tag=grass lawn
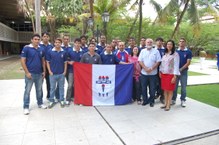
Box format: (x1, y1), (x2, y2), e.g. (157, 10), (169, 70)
(188, 71), (207, 76)
(0, 65), (24, 80)
(178, 84), (219, 108)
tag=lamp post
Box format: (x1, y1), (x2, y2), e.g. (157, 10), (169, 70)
(87, 17), (94, 36)
(87, 17), (94, 28)
(96, 25), (100, 43)
(101, 11), (110, 38)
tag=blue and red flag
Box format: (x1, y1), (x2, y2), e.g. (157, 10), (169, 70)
(73, 62), (133, 106)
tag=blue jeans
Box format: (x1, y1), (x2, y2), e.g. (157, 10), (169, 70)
(172, 69), (188, 101)
(140, 74), (157, 104)
(49, 74), (65, 102)
(23, 73), (43, 109)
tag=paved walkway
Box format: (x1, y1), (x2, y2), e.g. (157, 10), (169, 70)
(0, 58), (218, 145)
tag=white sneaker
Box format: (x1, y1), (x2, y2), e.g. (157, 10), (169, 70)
(23, 108), (29, 115)
(65, 101), (70, 105)
(181, 101), (186, 107)
(54, 98), (59, 103)
(38, 104), (47, 109)
(60, 101), (65, 108)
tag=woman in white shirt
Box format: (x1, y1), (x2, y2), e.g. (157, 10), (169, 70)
(159, 40), (180, 111)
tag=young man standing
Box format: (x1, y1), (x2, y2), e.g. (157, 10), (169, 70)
(66, 38), (84, 105)
(80, 35), (88, 53)
(100, 44), (125, 64)
(39, 32), (53, 100)
(46, 38), (67, 108)
(155, 37), (165, 103)
(80, 42), (102, 64)
(21, 34), (47, 115)
(172, 38), (192, 107)
(96, 35), (107, 54)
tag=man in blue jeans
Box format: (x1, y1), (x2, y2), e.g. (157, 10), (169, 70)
(138, 38), (161, 107)
(21, 33), (47, 115)
(46, 38), (67, 108)
(65, 38), (84, 105)
(172, 38), (192, 107)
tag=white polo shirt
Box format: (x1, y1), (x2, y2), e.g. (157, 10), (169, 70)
(138, 48), (161, 75)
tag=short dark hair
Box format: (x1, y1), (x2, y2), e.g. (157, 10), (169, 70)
(41, 32), (50, 37)
(129, 37), (135, 41)
(63, 35), (69, 38)
(74, 38), (81, 43)
(31, 33), (40, 39)
(80, 35), (87, 40)
(180, 37), (186, 42)
(165, 40), (176, 55)
(155, 37), (164, 42)
(88, 42), (96, 47)
(55, 38), (62, 43)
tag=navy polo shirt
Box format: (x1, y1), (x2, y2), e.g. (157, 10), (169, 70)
(81, 45), (88, 53)
(68, 48), (84, 73)
(177, 48), (192, 69)
(96, 44), (106, 54)
(100, 51), (120, 64)
(61, 44), (72, 57)
(46, 48), (67, 74)
(20, 44), (44, 74)
(39, 42), (53, 59)
(156, 47), (165, 58)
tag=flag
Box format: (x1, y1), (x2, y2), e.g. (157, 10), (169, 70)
(74, 62), (134, 106)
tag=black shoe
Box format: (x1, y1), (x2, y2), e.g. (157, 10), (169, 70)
(155, 94), (160, 99)
(150, 103), (154, 107)
(142, 102), (148, 106)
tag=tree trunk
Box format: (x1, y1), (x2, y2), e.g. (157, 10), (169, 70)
(171, 0), (190, 39)
(89, 0), (94, 36)
(126, 9), (139, 44)
(138, 0), (143, 46)
(24, 0), (35, 33)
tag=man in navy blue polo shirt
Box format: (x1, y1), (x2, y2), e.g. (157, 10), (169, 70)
(66, 38), (84, 105)
(39, 32), (53, 100)
(172, 38), (192, 107)
(100, 44), (126, 64)
(46, 38), (67, 108)
(155, 37), (165, 103)
(125, 37), (137, 55)
(21, 33), (47, 115)
(96, 35), (106, 54)
(80, 35), (88, 53)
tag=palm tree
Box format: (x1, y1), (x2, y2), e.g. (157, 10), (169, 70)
(158, 0), (200, 39)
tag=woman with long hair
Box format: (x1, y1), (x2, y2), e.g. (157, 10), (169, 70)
(128, 47), (141, 104)
(159, 40), (180, 111)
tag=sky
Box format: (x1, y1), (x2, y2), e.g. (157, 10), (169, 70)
(128, 0), (171, 20)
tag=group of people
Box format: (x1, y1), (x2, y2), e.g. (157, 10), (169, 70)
(21, 32), (192, 115)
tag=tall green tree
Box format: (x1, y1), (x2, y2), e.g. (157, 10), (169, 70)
(159, 0), (200, 39)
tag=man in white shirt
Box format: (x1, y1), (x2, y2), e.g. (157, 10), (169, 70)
(138, 38), (161, 107)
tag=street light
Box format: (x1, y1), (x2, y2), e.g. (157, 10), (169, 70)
(101, 11), (110, 38)
(95, 25), (101, 43)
